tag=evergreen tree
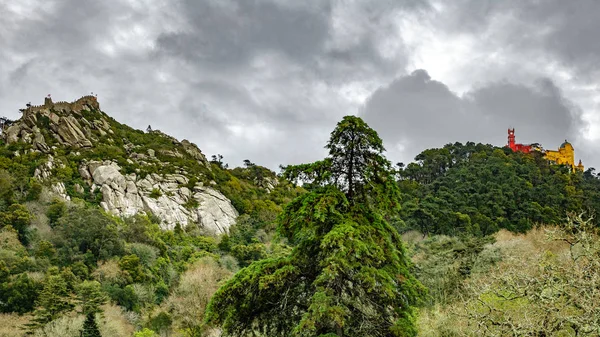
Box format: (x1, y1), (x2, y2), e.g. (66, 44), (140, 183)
(76, 280), (106, 337)
(26, 274), (74, 332)
(81, 312), (102, 337)
(76, 280), (106, 315)
(206, 116), (425, 337)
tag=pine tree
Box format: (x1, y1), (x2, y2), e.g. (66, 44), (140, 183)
(76, 280), (106, 315)
(25, 274), (74, 333)
(206, 116), (425, 337)
(77, 280), (106, 337)
(81, 312), (102, 337)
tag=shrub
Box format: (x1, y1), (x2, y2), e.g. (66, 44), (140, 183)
(128, 243), (158, 268)
(92, 260), (126, 285)
(149, 189), (161, 199)
(419, 214), (600, 336)
(31, 314), (84, 337)
(133, 328), (157, 337)
(97, 303), (135, 337)
(162, 257), (231, 336)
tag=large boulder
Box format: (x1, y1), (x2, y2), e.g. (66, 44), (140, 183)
(92, 164), (126, 190)
(181, 140), (210, 168)
(195, 188), (238, 234)
(57, 116), (92, 148)
(32, 126), (50, 153)
(4, 125), (21, 144)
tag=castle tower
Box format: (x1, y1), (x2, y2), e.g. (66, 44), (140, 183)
(507, 128), (516, 151)
(44, 94), (53, 106)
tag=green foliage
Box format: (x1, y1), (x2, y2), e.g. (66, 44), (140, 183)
(3, 95), (600, 336)
(207, 116), (424, 336)
(0, 170), (14, 206)
(26, 179), (42, 201)
(76, 280), (106, 315)
(53, 206), (124, 262)
(133, 328), (158, 337)
(0, 150), (45, 204)
(410, 234), (497, 305)
(398, 142), (600, 236)
(129, 243), (158, 268)
(122, 214), (160, 245)
(0, 203), (32, 245)
(81, 313), (102, 337)
(27, 274), (74, 331)
(284, 116), (399, 208)
(119, 255), (147, 283)
(0, 272), (40, 313)
(230, 242), (267, 267)
(35, 240), (57, 260)
(105, 284), (139, 312)
(46, 198), (67, 227)
(0, 103), (307, 333)
(420, 215), (600, 336)
(149, 188), (162, 199)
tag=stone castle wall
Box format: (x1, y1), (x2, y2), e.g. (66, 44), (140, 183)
(21, 95), (100, 116)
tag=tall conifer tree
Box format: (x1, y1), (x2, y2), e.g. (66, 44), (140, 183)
(206, 116), (424, 337)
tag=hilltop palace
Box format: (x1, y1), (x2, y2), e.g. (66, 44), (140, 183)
(507, 128), (584, 171)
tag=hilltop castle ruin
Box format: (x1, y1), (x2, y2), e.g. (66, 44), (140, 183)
(19, 94), (100, 117)
(1, 95), (105, 150)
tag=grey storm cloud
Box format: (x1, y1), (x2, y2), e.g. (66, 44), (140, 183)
(361, 70), (584, 164)
(1, 0), (599, 170)
(436, 0), (600, 77)
(156, 1), (332, 67)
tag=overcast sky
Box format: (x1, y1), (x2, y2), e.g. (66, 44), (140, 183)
(1, 0), (599, 170)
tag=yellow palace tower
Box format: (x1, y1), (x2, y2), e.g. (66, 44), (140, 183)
(544, 140), (584, 171)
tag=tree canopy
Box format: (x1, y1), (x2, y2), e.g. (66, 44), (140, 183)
(206, 116), (425, 337)
(398, 142), (600, 236)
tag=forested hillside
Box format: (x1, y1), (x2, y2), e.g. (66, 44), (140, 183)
(398, 142), (600, 236)
(396, 143), (600, 336)
(0, 98), (303, 336)
(1, 98), (600, 336)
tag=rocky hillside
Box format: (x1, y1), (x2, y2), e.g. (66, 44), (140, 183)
(1, 95), (247, 233)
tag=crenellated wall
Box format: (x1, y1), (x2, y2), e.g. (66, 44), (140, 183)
(20, 95), (100, 117)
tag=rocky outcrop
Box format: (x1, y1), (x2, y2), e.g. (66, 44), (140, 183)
(4, 95), (237, 234)
(195, 188), (238, 234)
(257, 176), (279, 193)
(82, 161), (237, 233)
(4, 125), (21, 144)
(1, 96), (104, 149)
(158, 149), (184, 158)
(34, 155), (55, 180)
(57, 116), (92, 148)
(32, 126), (50, 153)
(52, 182), (71, 201)
(181, 139), (210, 168)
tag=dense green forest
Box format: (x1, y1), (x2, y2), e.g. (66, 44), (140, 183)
(397, 142), (600, 235)
(0, 147), (302, 336)
(1, 104), (600, 336)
